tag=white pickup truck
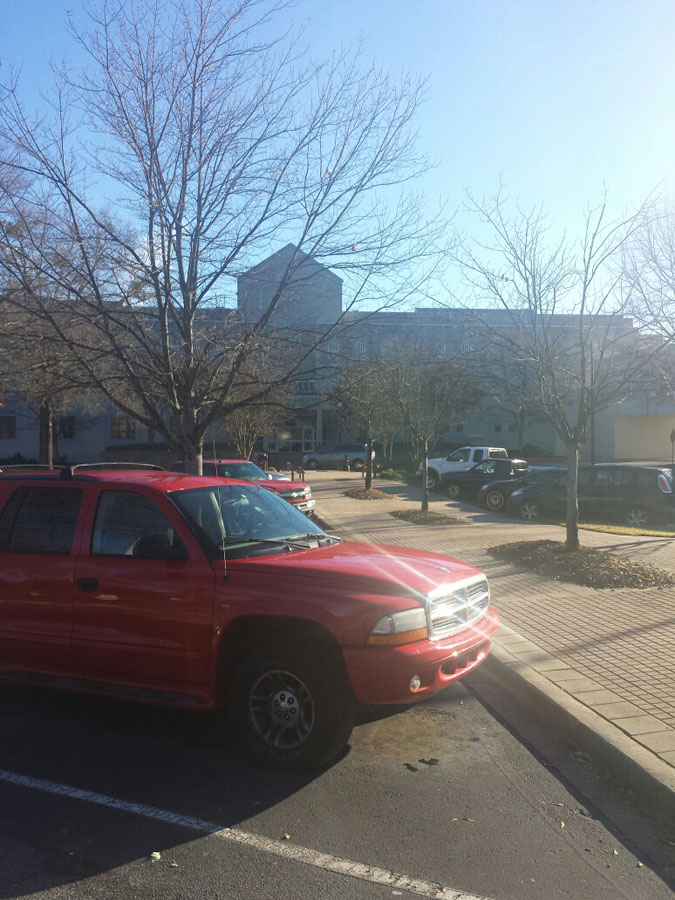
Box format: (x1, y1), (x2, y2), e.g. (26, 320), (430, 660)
(421, 446), (509, 490)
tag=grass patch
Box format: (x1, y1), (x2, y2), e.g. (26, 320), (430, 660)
(344, 488), (392, 500)
(390, 509), (471, 527)
(576, 522), (675, 538)
(489, 539), (675, 589)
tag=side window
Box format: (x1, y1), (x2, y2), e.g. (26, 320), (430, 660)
(0, 487), (82, 555)
(615, 468), (637, 488)
(578, 469), (596, 489)
(449, 448), (471, 462)
(472, 450), (484, 463)
(635, 469), (655, 489)
(592, 468), (619, 487)
(91, 491), (185, 558)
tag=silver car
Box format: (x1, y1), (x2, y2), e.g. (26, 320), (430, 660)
(302, 443), (369, 470)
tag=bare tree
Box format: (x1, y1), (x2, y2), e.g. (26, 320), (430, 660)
(0, 0), (444, 473)
(334, 358), (400, 489)
(0, 291), (88, 465)
(452, 191), (660, 549)
(224, 358), (294, 460)
(622, 210), (675, 396)
(392, 344), (481, 512)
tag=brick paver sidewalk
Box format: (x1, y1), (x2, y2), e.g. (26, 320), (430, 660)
(306, 471), (675, 773)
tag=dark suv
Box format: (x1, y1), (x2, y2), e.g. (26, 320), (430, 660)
(506, 465), (674, 528)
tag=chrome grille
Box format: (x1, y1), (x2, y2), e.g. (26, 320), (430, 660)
(427, 577), (490, 639)
(279, 487), (309, 500)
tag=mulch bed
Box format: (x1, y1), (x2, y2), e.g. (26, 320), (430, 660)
(489, 540), (675, 589)
(343, 488), (392, 500)
(390, 510), (471, 527)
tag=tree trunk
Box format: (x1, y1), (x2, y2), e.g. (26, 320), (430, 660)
(183, 439), (204, 475)
(517, 409), (526, 452)
(421, 437), (429, 513)
(564, 440), (581, 551)
(365, 437), (373, 489)
(39, 400), (53, 467)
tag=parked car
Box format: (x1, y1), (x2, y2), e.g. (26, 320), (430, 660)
(506, 465), (674, 527)
(477, 466), (565, 512)
(302, 443), (370, 471)
(0, 468), (498, 770)
(169, 458), (314, 515)
(420, 447), (509, 491)
(441, 458), (529, 501)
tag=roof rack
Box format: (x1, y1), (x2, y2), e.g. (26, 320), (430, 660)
(0, 464), (64, 472)
(59, 462), (166, 479)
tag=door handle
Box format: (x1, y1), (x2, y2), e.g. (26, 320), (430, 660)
(77, 578), (100, 592)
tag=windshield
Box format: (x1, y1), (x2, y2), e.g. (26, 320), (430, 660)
(214, 461), (267, 480)
(170, 483), (328, 558)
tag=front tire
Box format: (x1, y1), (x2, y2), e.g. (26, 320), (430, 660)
(305, 458), (319, 470)
(446, 481), (462, 500)
(485, 489), (505, 511)
(229, 641), (355, 771)
(351, 458), (364, 471)
(426, 470), (439, 491)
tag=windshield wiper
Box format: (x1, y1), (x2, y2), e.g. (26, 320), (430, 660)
(285, 532), (341, 546)
(221, 536), (320, 551)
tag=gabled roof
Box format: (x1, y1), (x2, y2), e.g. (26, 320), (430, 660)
(241, 243), (343, 283)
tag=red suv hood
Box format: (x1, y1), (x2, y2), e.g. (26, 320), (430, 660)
(226, 540), (482, 599)
(261, 480), (310, 493)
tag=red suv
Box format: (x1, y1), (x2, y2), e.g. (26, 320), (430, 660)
(0, 468), (498, 769)
(169, 458), (315, 516)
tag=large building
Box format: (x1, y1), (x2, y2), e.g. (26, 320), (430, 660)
(1, 245), (674, 464)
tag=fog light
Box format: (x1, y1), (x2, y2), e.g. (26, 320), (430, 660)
(410, 674), (422, 692)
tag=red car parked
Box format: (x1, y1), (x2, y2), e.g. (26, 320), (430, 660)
(169, 458), (315, 516)
(0, 468), (498, 769)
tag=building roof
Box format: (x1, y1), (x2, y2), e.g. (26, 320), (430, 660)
(241, 243), (343, 284)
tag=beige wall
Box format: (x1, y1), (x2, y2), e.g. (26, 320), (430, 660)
(614, 414), (675, 460)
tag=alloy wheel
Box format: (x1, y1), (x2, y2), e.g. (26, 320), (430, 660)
(248, 669), (315, 750)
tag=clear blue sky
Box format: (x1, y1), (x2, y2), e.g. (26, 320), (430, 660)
(3, 0), (675, 236)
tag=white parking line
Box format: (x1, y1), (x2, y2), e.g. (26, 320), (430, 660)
(0, 768), (495, 900)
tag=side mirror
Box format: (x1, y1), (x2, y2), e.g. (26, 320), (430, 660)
(132, 533), (188, 560)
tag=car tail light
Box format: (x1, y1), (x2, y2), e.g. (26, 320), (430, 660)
(657, 473), (672, 494)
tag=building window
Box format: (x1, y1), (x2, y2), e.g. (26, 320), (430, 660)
(461, 342), (473, 354)
(355, 340), (366, 353)
(56, 415), (76, 439)
(0, 415), (16, 439)
(455, 422), (464, 433)
(111, 414), (136, 440)
(327, 341), (339, 352)
(494, 424), (502, 433)
(296, 381), (316, 395)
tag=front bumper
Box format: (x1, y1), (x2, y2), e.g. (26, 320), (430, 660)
(342, 606), (499, 705)
(290, 498), (316, 515)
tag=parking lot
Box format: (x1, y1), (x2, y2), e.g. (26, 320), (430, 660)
(2, 671), (673, 900)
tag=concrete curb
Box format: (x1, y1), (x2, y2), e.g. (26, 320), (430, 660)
(477, 644), (675, 821)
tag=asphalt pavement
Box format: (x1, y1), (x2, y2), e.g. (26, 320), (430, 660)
(1, 675), (672, 900)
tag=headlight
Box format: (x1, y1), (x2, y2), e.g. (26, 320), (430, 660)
(367, 608), (428, 646)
